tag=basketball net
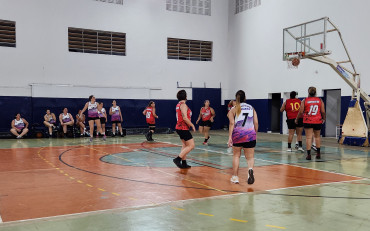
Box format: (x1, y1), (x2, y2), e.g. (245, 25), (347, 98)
(287, 58), (299, 69)
(285, 52), (304, 69)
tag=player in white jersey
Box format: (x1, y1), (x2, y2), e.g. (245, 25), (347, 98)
(228, 90), (258, 184)
(80, 95), (103, 142)
(10, 113), (29, 138)
(98, 102), (107, 140)
(59, 108), (74, 138)
(109, 100), (124, 137)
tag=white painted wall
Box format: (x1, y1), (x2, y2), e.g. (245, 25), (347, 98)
(0, 0), (230, 100)
(2, 0), (369, 102)
(227, 0), (370, 100)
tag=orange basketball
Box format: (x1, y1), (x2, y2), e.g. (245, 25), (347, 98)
(292, 58), (300, 67)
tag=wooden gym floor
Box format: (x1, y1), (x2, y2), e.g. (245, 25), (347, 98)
(0, 131), (369, 230)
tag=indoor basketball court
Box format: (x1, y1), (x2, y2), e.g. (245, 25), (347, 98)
(0, 1), (370, 231)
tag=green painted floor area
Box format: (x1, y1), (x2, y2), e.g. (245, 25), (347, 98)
(0, 131), (369, 231)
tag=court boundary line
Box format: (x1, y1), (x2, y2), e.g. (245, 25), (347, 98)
(265, 178), (365, 192)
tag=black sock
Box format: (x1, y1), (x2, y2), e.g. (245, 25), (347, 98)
(307, 150), (311, 155)
(288, 143), (291, 148)
(299, 141), (302, 147)
(317, 148), (320, 154)
(175, 156), (181, 161)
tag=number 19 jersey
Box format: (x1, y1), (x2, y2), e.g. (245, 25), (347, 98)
(232, 103), (256, 144)
(304, 97), (322, 124)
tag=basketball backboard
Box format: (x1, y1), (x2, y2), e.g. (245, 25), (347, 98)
(283, 17), (333, 60)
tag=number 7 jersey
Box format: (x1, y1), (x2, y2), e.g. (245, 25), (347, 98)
(232, 103), (257, 144)
(303, 97), (322, 124)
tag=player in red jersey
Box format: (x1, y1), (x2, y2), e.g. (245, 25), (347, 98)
(173, 90), (196, 169)
(280, 91), (304, 152)
(227, 100), (236, 113)
(296, 87), (326, 160)
(143, 101), (158, 141)
(196, 100), (215, 145)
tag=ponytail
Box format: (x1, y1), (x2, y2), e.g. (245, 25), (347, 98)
(236, 95), (241, 116)
(235, 90), (246, 116)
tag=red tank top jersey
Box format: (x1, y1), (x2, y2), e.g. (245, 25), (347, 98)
(145, 107), (155, 124)
(201, 107), (212, 121)
(176, 102), (192, 130)
(303, 97), (322, 124)
(285, 98), (302, 119)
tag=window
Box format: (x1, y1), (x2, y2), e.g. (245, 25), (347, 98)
(167, 38), (212, 61)
(94, 0), (123, 5)
(166, 0), (211, 16)
(68, 27), (126, 56)
(235, 0), (261, 14)
(0, 20), (16, 48)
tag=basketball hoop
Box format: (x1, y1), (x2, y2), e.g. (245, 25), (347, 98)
(285, 52), (305, 69)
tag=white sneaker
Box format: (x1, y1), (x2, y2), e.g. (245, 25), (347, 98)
(298, 147), (304, 152)
(230, 175), (239, 184)
(16, 135), (21, 139)
(287, 148), (293, 152)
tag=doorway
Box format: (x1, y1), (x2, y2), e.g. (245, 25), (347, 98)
(324, 89), (341, 137)
(270, 93), (281, 133)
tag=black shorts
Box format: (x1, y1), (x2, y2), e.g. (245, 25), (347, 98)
(112, 120), (121, 124)
(88, 117), (99, 121)
(100, 118), (106, 124)
(304, 123), (322, 130)
(287, 118), (303, 129)
(147, 123), (155, 127)
(176, 129), (193, 141)
(233, 140), (256, 148)
(199, 120), (213, 127)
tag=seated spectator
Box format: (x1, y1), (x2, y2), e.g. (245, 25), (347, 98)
(43, 109), (56, 137)
(10, 113), (29, 139)
(59, 108), (74, 138)
(76, 110), (87, 137)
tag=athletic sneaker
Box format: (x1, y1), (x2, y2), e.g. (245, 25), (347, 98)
(145, 133), (150, 141)
(298, 147), (305, 152)
(16, 135), (22, 139)
(287, 148), (293, 152)
(112, 133), (116, 137)
(203, 141), (208, 145)
(311, 145), (317, 151)
(306, 154), (312, 160)
(173, 158), (182, 169)
(247, 169), (255, 185)
(295, 144), (299, 150)
(316, 154), (321, 159)
(230, 175), (239, 184)
(182, 160), (191, 169)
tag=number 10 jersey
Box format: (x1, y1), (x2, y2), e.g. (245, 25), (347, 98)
(232, 103), (256, 144)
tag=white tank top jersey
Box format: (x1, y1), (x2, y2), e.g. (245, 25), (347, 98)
(98, 108), (106, 117)
(14, 118), (25, 129)
(112, 106), (119, 113)
(62, 113), (71, 122)
(88, 102), (98, 117)
(111, 106), (121, 121)
(232, 103), (257, 144)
